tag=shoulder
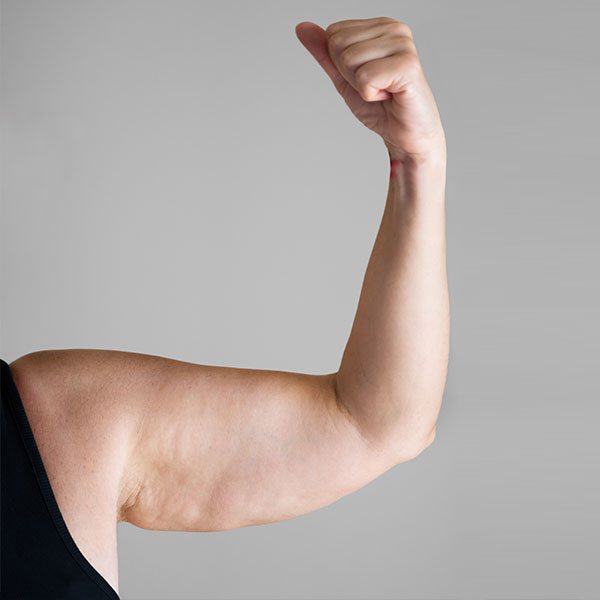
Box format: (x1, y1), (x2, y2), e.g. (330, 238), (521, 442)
(9, 349), (142, 523)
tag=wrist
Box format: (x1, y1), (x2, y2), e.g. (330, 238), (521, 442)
(388, 149), (446, 185)
(386, 146), (446, 206)
(386, 144), (446, 170)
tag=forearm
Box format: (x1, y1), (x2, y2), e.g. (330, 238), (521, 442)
(334, 149), (449, 459)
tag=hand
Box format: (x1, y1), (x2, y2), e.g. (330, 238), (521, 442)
(295, 17), (446, 162)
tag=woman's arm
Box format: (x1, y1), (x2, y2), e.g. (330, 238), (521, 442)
(9, 17), (448, 535)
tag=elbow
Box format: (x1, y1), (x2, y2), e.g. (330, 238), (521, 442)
(414, 425), (437, 458)
(422, 425), (437, 453)
(391, 425), (437, 463)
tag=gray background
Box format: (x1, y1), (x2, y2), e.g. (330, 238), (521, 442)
(1, 1), (599, 599)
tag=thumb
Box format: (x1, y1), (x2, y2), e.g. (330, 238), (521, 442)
(295, 22), (347, 95)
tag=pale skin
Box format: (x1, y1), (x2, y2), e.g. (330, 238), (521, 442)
(8, 17), (449, 596)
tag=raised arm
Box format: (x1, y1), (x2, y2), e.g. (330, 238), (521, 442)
(9, 16), (448, 535)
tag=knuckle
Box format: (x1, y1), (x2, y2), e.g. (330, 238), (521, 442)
(393, 21), (413, 37)
(354, 64), (369, 85)
(355, 66), (373, 98)
(329, 32), (346, 54)
(328, 31), (345, 52)
(380, 20), (413, 41)
(400, 53), (422, 78)
(326, 22), (341, 36)
(405, 37), (417, 51)
(384, 21), (413, 40)
(339, 44), (356, 66)
(403, 51), (421, 70)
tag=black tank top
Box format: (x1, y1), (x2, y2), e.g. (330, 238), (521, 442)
(1, 358), (120, 599)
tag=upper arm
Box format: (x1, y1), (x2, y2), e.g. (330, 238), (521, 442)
(11, 349), (409, 533)
(112, 350), (395, 532)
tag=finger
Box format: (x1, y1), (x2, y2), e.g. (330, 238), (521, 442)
(326, 21), (413, 53)
(325, 16), (397, 35)
(295, 22), (347, 96)
(327, 24), (415, 102)
(329, 35), (411, 97)
(326, 21), (399, 51)
(354, 52), (423, 100)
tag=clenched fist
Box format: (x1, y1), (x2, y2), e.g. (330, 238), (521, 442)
(295, 17), (446, 163)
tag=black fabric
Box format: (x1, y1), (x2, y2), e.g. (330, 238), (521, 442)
(1, 358), (120, 599)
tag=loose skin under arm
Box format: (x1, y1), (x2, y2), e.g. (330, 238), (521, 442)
(334, 151), (449, 459)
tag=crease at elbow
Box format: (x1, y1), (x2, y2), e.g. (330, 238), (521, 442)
(392, 425), (437, 464)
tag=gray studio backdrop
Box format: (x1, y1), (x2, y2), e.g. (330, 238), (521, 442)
(1, 1), (598, 599)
